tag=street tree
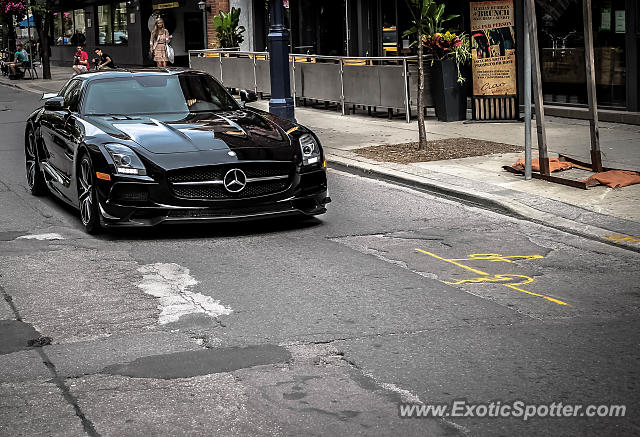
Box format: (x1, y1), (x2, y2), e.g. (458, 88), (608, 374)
(404, 0), (459, 150)
(30, 0), (52, 79)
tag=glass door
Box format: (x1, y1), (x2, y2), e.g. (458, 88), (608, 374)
(536, 0), (627, 108)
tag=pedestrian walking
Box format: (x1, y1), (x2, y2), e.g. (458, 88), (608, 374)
(149, 18), (172, 68)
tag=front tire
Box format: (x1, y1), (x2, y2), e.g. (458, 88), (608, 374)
(78, 153), (101, 234)
(25, 127), (48, 196)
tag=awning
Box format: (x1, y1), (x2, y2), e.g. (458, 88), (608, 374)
(18, 16), (34, 28)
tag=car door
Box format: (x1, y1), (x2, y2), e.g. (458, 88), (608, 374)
(39, 79), (82, 199)
(55, 80), (84, 199)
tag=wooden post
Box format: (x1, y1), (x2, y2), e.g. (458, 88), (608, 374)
(525, 0), (550, 176)
(583, 0), (603, 172)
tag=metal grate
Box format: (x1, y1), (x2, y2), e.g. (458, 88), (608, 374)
(172, 180), (289, 200)
(167, 162), (293, 184)
(167, 162), (293, 200)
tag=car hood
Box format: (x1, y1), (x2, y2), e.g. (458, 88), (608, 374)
(84, 109), (291, 154)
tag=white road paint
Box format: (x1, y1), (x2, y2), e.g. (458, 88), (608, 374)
(137, 263), (232, 324)
(376, 378), (471, 435)
(379, 382), (423, 404)
(16, 233), (64, 240)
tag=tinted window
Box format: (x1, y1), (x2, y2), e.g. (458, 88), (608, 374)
(57, 80), (72, 97)
(63, 80), (82, 112)
(83, 74), (239, 116)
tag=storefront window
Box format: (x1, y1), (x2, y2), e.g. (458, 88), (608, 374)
(72, 9), (86, 46)
(98, 2), (128, 45)
(113, 2), (128, 44)
(98, 4), (113, 45)
(62, 11), (73, 45)
(536, 0), (627, 108)
(381, 0), (397, 56)
(52, 13), (63, 46)
(52, 9), (86, 46)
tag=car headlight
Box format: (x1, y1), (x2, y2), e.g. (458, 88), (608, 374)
(104, 144), (147, 176)
(299, 133), (321, 166)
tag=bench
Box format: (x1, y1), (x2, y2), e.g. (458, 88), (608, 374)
(23, 61), (40, 79)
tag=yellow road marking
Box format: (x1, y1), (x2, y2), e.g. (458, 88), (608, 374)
(606, 234), (640, 243)
(415, 249), (569, 306)
(415, 249), (488, 276)
(448, 253), (544, 263)
(503, 284), (568, 305)
(444, 274), (533, 285)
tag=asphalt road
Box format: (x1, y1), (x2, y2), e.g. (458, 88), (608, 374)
(1, 85), (639, 436)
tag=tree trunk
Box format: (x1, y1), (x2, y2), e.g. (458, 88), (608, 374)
(8, 15), (17, 55)
(34, 12), (51, 79)
(416, 34), (427, 150)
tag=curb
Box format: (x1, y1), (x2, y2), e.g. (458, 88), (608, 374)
(327, 154), (640, 254)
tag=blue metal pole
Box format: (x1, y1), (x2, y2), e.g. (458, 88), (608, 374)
(268, 0), (295, 121)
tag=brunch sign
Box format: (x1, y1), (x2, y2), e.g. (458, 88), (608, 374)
(470, 0), (517, 96)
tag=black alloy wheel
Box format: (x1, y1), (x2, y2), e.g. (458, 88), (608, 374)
(25, 128), (47, 196)
(78, 154), (101, 233)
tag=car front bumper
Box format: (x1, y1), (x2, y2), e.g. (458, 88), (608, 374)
(96, 168), (329, 227)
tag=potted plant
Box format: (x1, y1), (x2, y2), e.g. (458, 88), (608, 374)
(212, 7), (245, 49)
(423, 31), (471, 122)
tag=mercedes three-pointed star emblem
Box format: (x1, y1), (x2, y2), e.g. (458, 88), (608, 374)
(223, 168), (247, 193)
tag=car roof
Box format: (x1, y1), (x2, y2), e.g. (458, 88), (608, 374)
(76, 68), (205, 83)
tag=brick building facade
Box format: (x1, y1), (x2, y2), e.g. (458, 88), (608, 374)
(205, 0), (230, 48)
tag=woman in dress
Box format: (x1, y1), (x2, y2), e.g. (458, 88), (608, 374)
(150, 18), (171, 68)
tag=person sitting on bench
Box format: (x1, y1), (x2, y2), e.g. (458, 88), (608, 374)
(7, 43), (29, 78)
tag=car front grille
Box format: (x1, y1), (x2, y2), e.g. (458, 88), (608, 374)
(166, 162), (294, 200)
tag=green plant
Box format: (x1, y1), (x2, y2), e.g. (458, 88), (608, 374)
(422, 31), (471, 83)
(404, 0), (459, 38)
(212, 7), (245, 48)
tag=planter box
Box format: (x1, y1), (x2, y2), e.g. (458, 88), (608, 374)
(431, 58), (467, 122)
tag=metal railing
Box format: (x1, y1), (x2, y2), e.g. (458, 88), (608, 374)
(188, 49), (434, 123)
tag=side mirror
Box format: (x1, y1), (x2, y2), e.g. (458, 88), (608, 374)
(44, 96), (65, 110)
(240, 89), (257, 104)
(42, 92), (58, 100)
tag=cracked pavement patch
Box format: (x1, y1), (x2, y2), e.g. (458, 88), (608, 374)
(69, 343), (455, 436)
(0, 248), (158, 344)
(102, 344), (291, 379)
(0, 380), (86, 437)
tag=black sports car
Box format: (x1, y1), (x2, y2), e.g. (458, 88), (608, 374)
(25, 69), (330, 232)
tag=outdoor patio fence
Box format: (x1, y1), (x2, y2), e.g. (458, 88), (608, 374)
(188, 49), (434, 123)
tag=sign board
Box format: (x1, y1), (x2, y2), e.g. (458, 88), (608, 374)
(470, 0), (517, 96)
(156, 2), (179, 9)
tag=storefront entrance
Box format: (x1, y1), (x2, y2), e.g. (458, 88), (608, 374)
(534, 0), (637, 110)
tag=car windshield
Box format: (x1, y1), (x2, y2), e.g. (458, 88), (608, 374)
(83, 73), (239, 116)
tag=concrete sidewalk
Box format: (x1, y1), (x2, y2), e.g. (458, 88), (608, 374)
(2, 65), (639, 251)
(0, 65), (70, 95)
